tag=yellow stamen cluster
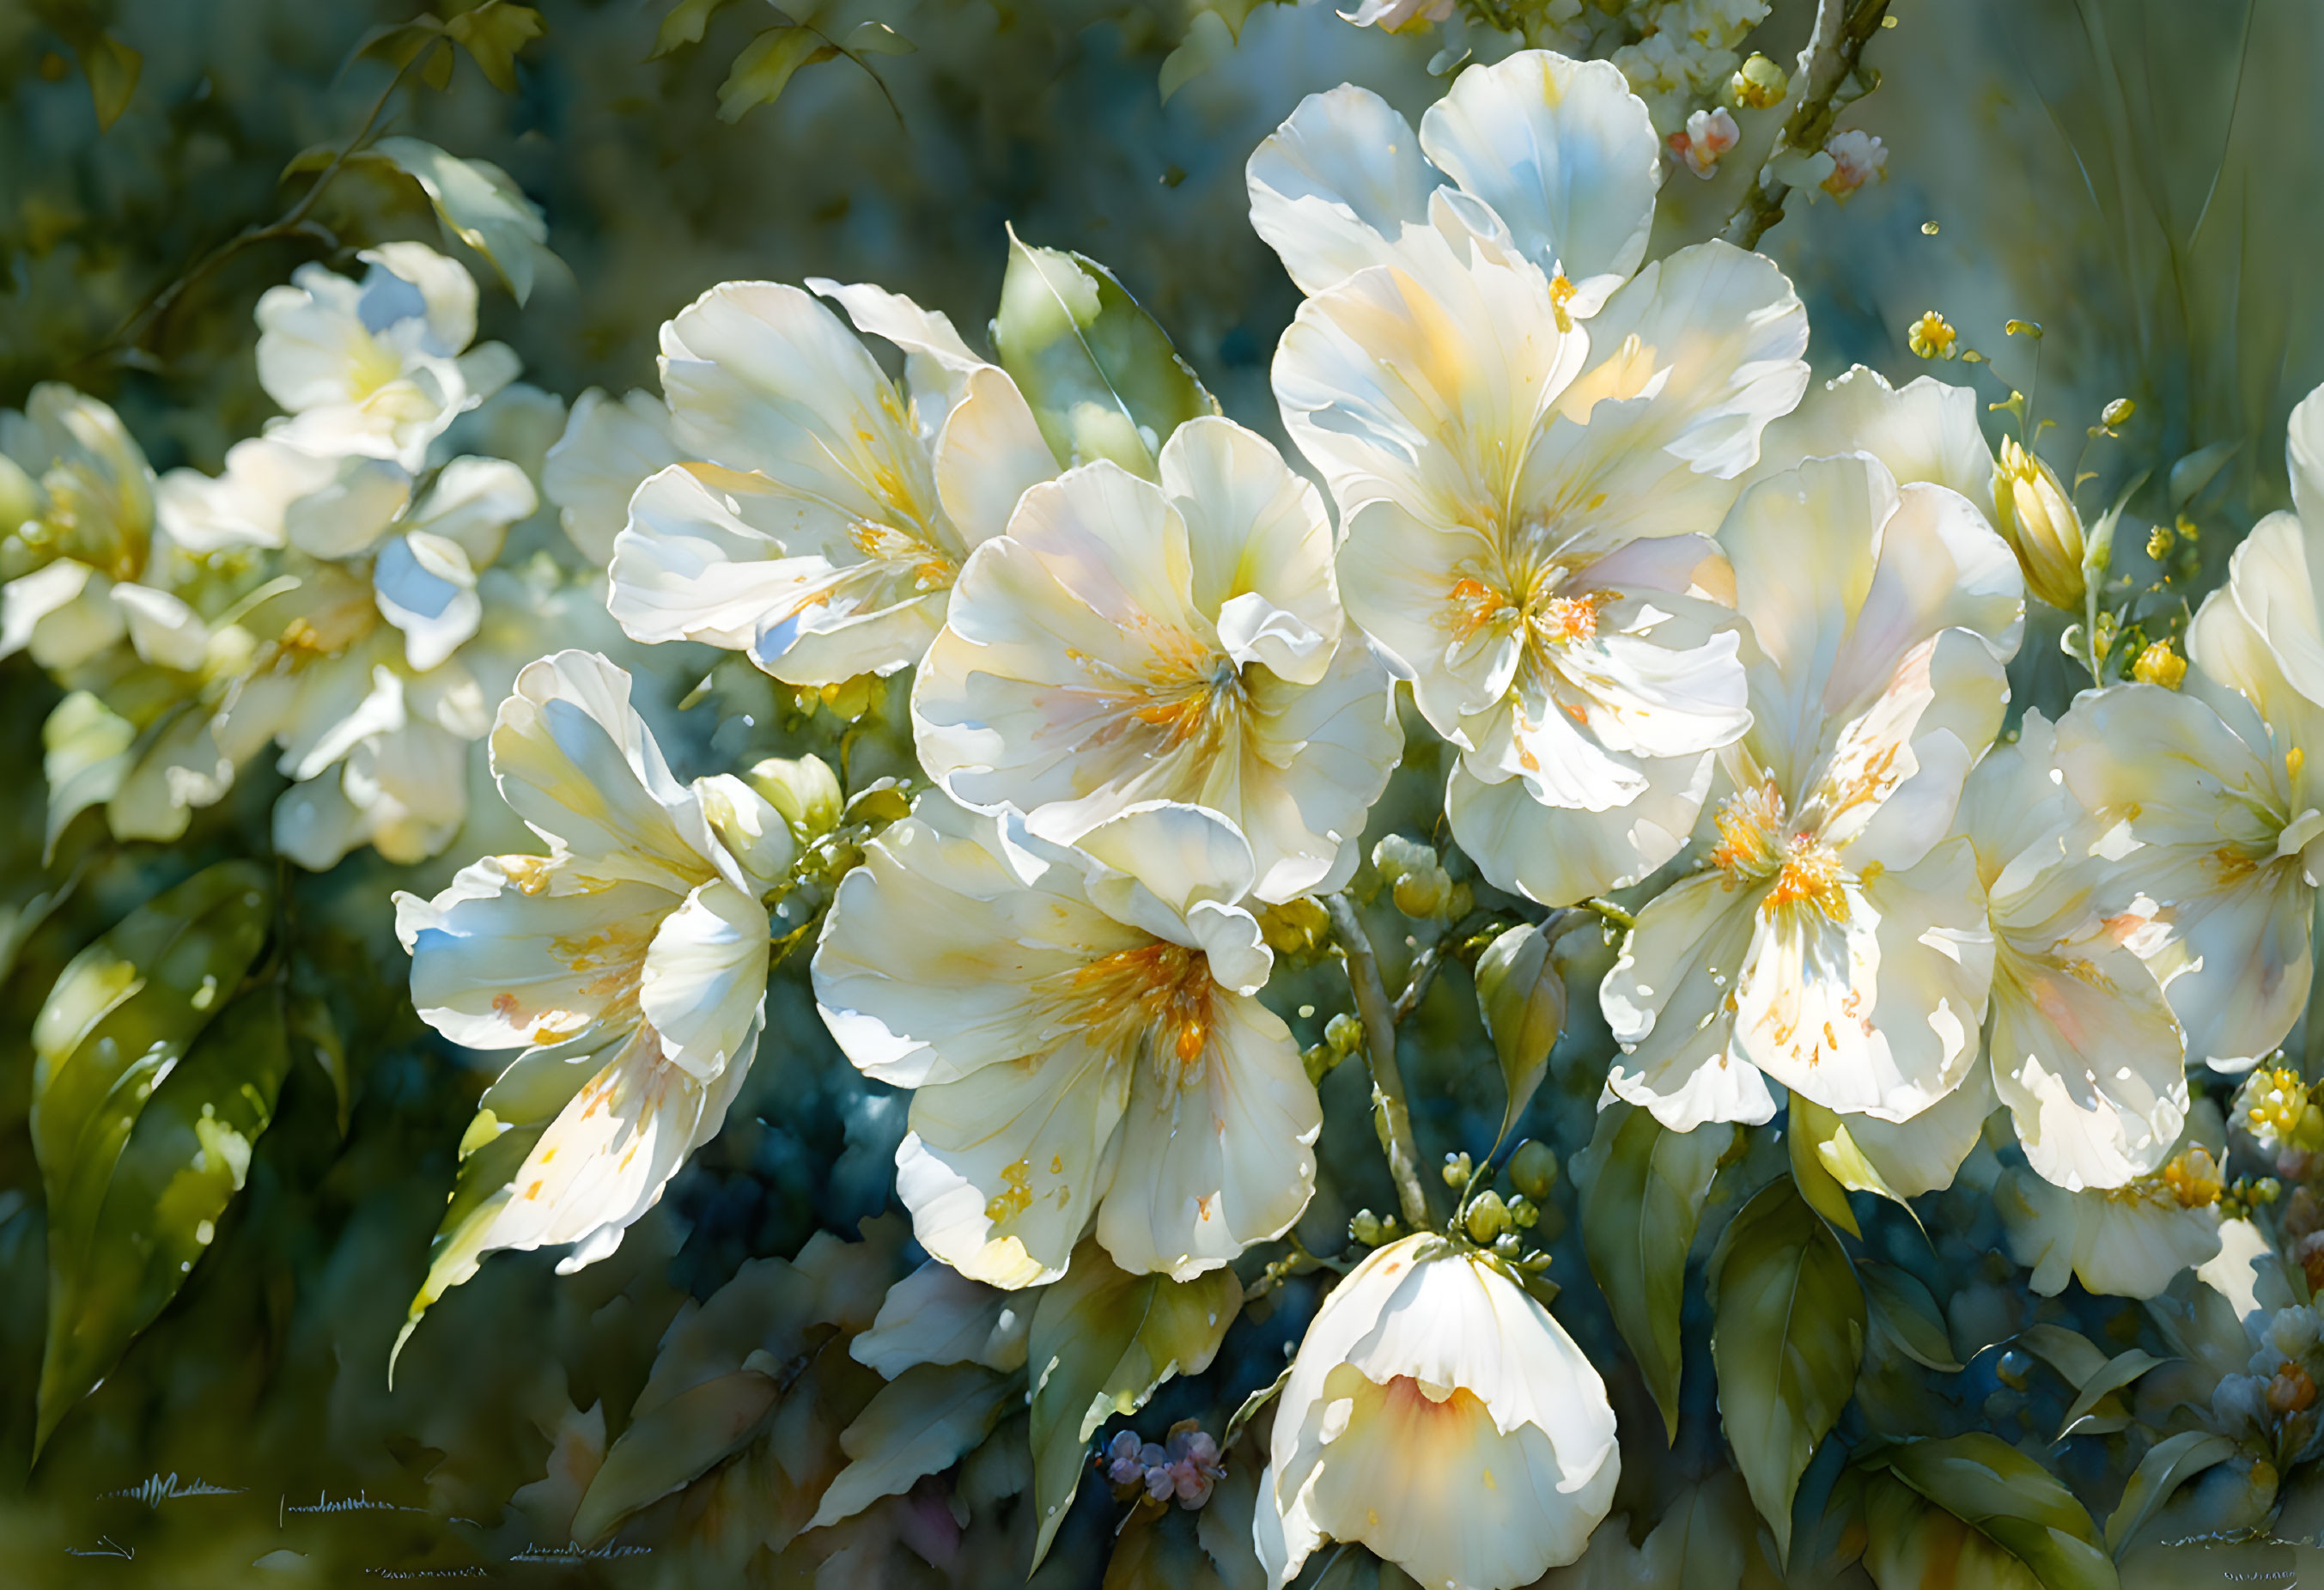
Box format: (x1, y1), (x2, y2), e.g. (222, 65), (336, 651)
(2236, 1065), (2324, 1154)
(2157, 1145), (2225, 1209)
(1907, 310), (1957, 360)
(2131, 640), (2187, 690)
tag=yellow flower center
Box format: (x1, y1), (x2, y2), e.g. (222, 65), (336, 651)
(1710, 781), (1851, 922)
(1043, 940), (1218, 1079)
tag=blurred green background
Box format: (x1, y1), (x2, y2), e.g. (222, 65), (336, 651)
(2, 0), (2321, 1583)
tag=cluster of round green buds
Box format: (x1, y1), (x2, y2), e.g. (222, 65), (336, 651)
(1442, 1150), (1473, 1191)
(1508, 1138), (1559, 1201)
(2222, 1176), (2285, 1222)
(1464, 1190), (1512, 1244)
(2235, 1065), (2324, 1157)
(790, 673), (879, 722)
(1304, 1010), (1367, 1084)
(1348, 1209), (1402, 1246)
(1372, 834), (1467, 920)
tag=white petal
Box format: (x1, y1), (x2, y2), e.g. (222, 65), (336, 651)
(1600, 871), (1780, 1129)
(637, 879), (772, 1083)
(1753, 364), (1997, 517)
(1246, 84), (1439, 296)
(1449, 747), (1710, 906)
(374, 531), (483, 673)
(542, 388), (683, 565)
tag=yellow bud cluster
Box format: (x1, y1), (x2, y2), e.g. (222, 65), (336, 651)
(2158, 1145), (2225, 1209)
(2236, 1065), (2324, 1154)
(1907, 310), (1957, 360)
(2131, 641), (2186, 690)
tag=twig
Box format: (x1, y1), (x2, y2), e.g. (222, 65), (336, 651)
(1719, 0), (1893, 251)
(1324, 893), (1433, 1231)
(70, 51), (423, 376)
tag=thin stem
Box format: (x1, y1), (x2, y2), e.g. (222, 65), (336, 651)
(1580, 897), (1636, 933)
(72, 50), (422, 375)
(2303, 889), (2324, 1085)
(1719, 0), (1893, 251)
(1324, 892), (1433, 1232)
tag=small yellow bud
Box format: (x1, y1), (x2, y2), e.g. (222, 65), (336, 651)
(747, 754), (843, 837)
(1464, 1191), (1512, 1244)
(1907, 310), (1957, 360)
(2130, 640), (2186, 690)
(1730, 52), (1788, 109)
(2145, 523), (2175, 562)
(2005, 319), (2043, 339)
(1324, 1011), (1365, 1056)
(1257, 896), (1331, 958)
(2102, 398), (2136, 428)
(1992, 436), (2086, 611)
(1441, 1151), (1473, 1191)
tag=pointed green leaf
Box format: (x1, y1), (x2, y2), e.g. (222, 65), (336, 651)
(2168, 440), (2237, 510)
(1786, 1099), (1860, 1238)
(1708, 1179), (1864, 1563)
(1865, 1434), (2119, 1590)
(1573, 1101), (1732, 1441)
(444, 2), (545, 94)
(717, 26), (838, 122)
(844, 21), (916, 55)
(1027, 1242), (1240, 1569)
(30, 861), (276, 1450)
(2056, 1349), (2163, 1441)
(570, 1366), (782, 1544)
(993, 230), (1216, 478)
(2104, 1431), (2235, 1552)
(651, 0), (736, 58)
(807, 1361), (1017, 1529)
(1859, 1260), (1962, 1372)
(76, 32), (143, 130)
(356, 137), (559, 303)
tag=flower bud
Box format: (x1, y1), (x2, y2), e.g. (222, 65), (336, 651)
(1475, 925), (1566, 1120)
(1350, 1209), (1384, 1246)
(1507, 1193), (1540, 1229)
(1509, 1138), (1559, 1201)
(1324, 1011), (1364, 1056)
(1441, 1150), (1472, 1191)
(2131, 640), (2186, 690)
(748, 754), (842, 837)
(1730, 52), (1787, 109)
(1257, 895), (1330, 958)
(2102, 398), (2135, 429)
(1464, 1190), (1512, 1244)
(1992, 436), (2086, 611)
(842, 777), (911, 827)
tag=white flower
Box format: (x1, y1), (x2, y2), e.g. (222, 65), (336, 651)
(394, 650), (790, 1288)
(1819, 129), (1887, 199)
(1261, 51), (1810, 905)
(1751, 364), (1998, 519)
(1669, 107), (1739, 179)
(1962, 710), (2187, 1190)
(1341, 0), (1453, 31)
(1255, 1234), (1618, 1590)
(542, 387), (681, 565)
(812, 796), (1317, 1287)
(255, 242), (515, 470)
(911, 417), (1399, 903)
(1601, 452), (2023, 1129)
(1999, 1147), (2224, 1298)
(0, 384), (211, 674)
(610, 278), (1054, 684)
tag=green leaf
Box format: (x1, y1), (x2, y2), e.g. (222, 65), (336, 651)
(652, 0), (737, 58)
(356, 137), (559, 304)
(1573, 1101), (1732, 1442)
(1026, 1242), (1241, 1569)
(2104, 1431), (2235, 1552)
(1864, 1434), (2119, 1590)
(992, 228), (1216, 479)
(1708, 1179), (1865, 1564)
(29, 861), (276, 1451)
(444, 1), (545, 94)
(351, 17), (447, 73)
(1473, 923), (1564, 1155)
(2054, 1348), (2162, 1441)
(1159, 9), (1234, 105)
(2017, 1323), (2108, 1388)
(1108, 1501), (1232, 1589)
(75, 32), (142, 130)
(571, 1366), (784, 1544)
(806, 1361), (1017, 1529)
(285, 980), (350, 1140)
(1221, 1362), (1292, 1451)
(1786, 1099), (1860, 1238)
(1858, 1260), (1962, 1373)
(717, 26), (838, 122)
(41, 691), (135, 856)
(2168, 439), (2237, 510)
(844, 20), (916, 55)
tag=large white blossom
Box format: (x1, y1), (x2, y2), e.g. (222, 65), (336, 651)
(394, 650), (792, 1301)
(541, 387), (680, 565)
(609, 278), (1054, 684)
(1962, 710), (2187, 1190)
(1999, 1146), (2225, 1298)
(812, 795), (1317, 1288)
(1261, 51), (1808, 905)
(1601, 452), (2023, 1129)
(1256, 1234), (1618, 1590)
(911, 417), (1399, 903)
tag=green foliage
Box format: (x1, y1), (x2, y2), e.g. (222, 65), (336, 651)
(993, 230), (1219, 480)
(1862, 1434), (2119, 1590)
(1858, 1258), (1962, 1373)
(1573, 1101), (1731, 1441)
(809, 1360), (1019, 1528)
(718, 26), (841, 122)
(1473, 921), (1562, 1154)
(1025, 1242), (1241, 1568)
(2106, 1431), (2236, 1552)
(1708, 1178), (1865, 1563)
(355, 137), (561, 304)
(29, 859), (276, 1451)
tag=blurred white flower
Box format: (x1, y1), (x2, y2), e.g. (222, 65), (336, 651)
(812, 796), (1317, 1287)
(542, 387), (681, 566)
(1962, 710), (2187, 1190)
(394, 650), (790, 1284)
(609, 278), (1054, 684)
(1340, 0), (1452, 29)
(1255, 1234), (1618, 1590)
(1262, 51), (1809, 905)
(1820, 129), (1888, 200)
(255, 241), (516, 470)
(912, 417), (1398, 903)
(1999, 1146), (2224, 1297)
(1602, 452), (2023, 1130)
(1668, 107), (1739, 179)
